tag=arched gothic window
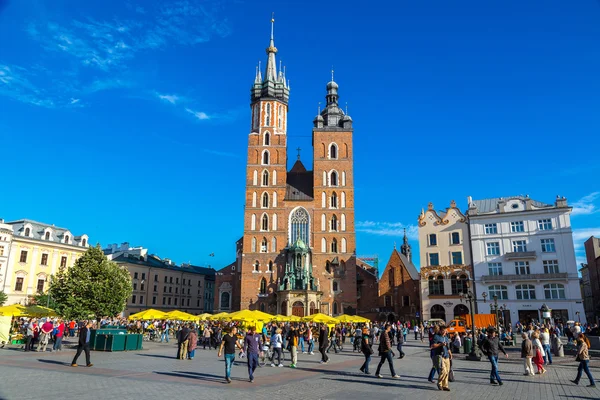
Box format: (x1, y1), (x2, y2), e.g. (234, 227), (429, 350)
(253, 104), (259, 129)
(331, 192), (338, 208)
(260, 278), (267, 294)
(254, 260), (260, 271)
(251, 237), (257, 252)
(265, 103), (271, 126)
(331, 238), (338, 253)
(262, 170), (269, 186)
(278, 104), (283, 128)
(389, 268), (395, 287)
(329, 143), (338, 159)
(331, 215), (338, 231)
(289, 207), (310, 246)
(262, 192), (269, 208)
(262, 151), (270, 165)
(261, 214), (269, 231)
(261, 238), (268, 253)
(264, 132), (270, 146)
(330, 171), (338, 186)
(333, 302), (338, 315)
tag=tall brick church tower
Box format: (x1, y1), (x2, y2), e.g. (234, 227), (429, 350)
(235, 18), (357, 317)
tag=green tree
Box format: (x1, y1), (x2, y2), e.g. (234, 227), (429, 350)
(50, 245), (132, 321)
(29, 293), (59, 310)
(0, 291), (7, 306)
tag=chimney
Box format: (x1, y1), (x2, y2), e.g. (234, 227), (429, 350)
(467, 196), (472, 206)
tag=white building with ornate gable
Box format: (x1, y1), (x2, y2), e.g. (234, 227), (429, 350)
(467, 195), (585, 325)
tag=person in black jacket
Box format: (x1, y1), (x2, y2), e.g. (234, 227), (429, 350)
(481, 328), (508, 385)
(318, 323), (329, 364)
(177, 324), (190, 360)
(71, 321), (93, 367)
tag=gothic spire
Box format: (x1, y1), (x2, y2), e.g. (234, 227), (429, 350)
(400, 228), (412, 262)
(265, 13), (278, 82)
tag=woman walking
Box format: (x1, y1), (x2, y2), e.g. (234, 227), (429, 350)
(531, 331), (546, 374)
(271, 328), (283, 367)
(188, 328), (198, 359)
(571, 334), (596, 387)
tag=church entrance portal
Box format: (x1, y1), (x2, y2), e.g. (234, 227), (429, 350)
(292, 301), (305, 317)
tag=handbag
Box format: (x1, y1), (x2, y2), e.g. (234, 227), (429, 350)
(448, 369), (455, 382)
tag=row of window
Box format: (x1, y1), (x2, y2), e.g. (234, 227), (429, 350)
(253, 170), (277, 186)
(251, 237), (277, 253)
(487, 283), (566, 300)
(251, 214), (277, 231)
(18, 250), (68, 268)
(14, 277), (47, 293)
(252, 103), (285, 130)
(428, 275), (469, 295)
(484, 219), (553, 235)
(428, 232), (461, 246)
(132, 295), (204, 308)
(21, 227), (87, 246)
(487, 260), (559, 275)
(321, 214), (347, 232)
(428, 251), (464, 266)
(321, 191), (346, 209)
(133, 282), (204, 296)
(486, 238), (556, 255)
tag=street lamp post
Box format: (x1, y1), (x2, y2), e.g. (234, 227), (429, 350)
(459, 281), (481, 361)
(489, 295), (500, 332)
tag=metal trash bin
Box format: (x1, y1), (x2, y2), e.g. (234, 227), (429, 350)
(463, 337), (472, 354)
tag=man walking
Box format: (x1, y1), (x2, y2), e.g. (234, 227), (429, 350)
(375, 324), (400, 379)
(177, 324), (190, 360)
(431, 326), (451, 391)
(71, 321), (93, 367)
(481, 328), (508, 385)
(288, 325), (299, 368)
(218, 326), (243, 383)
(244, 326), (262, 383)
(319, 323), (329, 364)
(37, 318), (54, 352)
(521, 333), (534, 376)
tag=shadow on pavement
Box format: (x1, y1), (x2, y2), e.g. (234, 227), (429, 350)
(137, 354), (177, 359)
(324, 377), (438, 390)
(155, 370), (245, 384)
(37, 359), (70, 366)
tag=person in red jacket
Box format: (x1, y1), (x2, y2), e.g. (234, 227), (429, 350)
(53, 319), (65, 351)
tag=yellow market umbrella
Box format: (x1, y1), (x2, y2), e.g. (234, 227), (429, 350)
(128, 309), (167, 320)
(197, 313), (212, 320)
(335, 314), (357, 323)
(303, 313), (339, 324)
(0, 304), (27, 317)
(226, 310), (259, 323)
(250, 310), (274, 321)
(353, 316), (371, 323)
(164, 310), (197, 321)
(271, 314), (301, 322)
(208, 312), (230, 321)
(25, 305), (58, 318)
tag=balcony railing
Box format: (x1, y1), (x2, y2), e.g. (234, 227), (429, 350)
(504, 251), (537, 260)
(482, 272), (568, 282)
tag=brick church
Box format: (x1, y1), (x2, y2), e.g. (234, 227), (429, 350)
(215, 19), (373, 317)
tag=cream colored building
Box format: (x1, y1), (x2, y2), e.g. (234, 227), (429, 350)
(104, 243), (215, 316)
(0, 220), (15, 292)
(418, 201), (473, 323)
(1, 219), (89, 305)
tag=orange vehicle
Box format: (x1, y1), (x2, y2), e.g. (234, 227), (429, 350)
(447, 314), (497, 333)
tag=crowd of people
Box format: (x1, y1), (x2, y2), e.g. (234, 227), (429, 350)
(7, 315), (599, 390)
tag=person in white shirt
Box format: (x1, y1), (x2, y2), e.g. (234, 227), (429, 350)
(270, 328), (283, 367)
(540, 328), (552, 365)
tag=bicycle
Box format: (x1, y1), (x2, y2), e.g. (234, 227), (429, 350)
(258, 344), (285, 367)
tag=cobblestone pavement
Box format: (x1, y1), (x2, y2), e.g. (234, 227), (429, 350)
(1, 337), (598, 400)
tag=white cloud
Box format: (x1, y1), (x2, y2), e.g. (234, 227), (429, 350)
(157, 93), (179, 104)
(185, 108), (210, 120)
(70, 98), (80, 104)
(356, 221), (418, 239)
(572, 192), (600, 216)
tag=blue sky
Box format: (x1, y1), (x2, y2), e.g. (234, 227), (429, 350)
(1, 0), (599, 273)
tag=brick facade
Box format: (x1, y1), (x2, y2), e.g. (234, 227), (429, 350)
(377, 249), (420, 322)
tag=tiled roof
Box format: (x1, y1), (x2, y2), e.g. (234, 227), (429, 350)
(472, 196), (552, 214)
(285, 169), (314, 201)
(112, 254), (215, 276)
(7, 219), (87, 246)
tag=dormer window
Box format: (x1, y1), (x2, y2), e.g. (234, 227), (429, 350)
(24, 228), (30, 237)
(65, 235), (70, 243)
(82, 238), (87, 247)
(45, 232), (50, 240)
